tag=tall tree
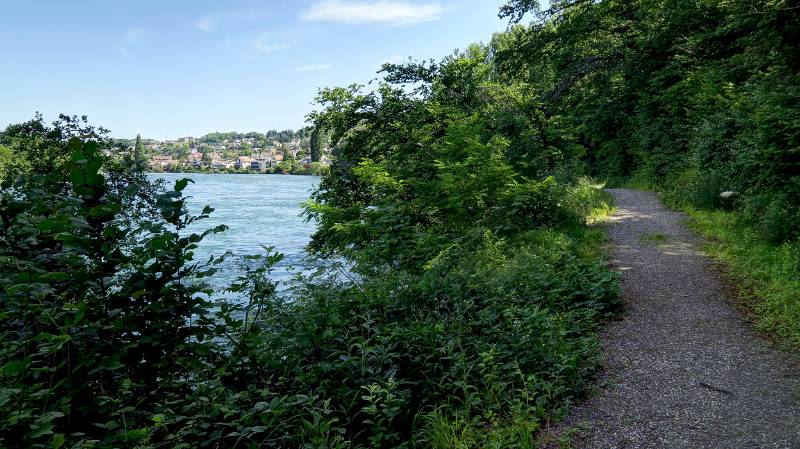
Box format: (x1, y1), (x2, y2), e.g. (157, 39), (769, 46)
(309, 126), (322, 162)
(134, 133), (145, 166)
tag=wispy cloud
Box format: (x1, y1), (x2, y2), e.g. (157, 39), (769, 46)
(194, 9), (269, 32)
(292, 63), (333, 72)
(124, 28), (145, 43)
(194, 16), (218, 32)
(384, 54), (406, 64)
(301, 1), (445, 26)
(116, 28), (145, 57)
(250, 33), (290, 53)
(245, 28), (317, 55)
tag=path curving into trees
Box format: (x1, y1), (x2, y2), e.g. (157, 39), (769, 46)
(547, 189), (800, 448)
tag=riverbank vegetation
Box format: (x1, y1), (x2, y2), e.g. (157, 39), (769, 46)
(0, 87), (618, 448)
(0, 36), (621, 448)
(148, 161), (331, 176)
(2, 0), (798, 447)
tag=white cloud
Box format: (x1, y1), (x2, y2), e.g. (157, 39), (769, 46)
(216, 37), (235, 49)
(116, 28), (145, 57)
(250, 34), (290, 53)
(194, 16), (218, 32)
(115, 45), (131, 57)
(385, 54), (405, 64)
(194, 9), (269, 32)
(301, 1), (445, 26)
(292, 63), (333, 72)
(124, 28), (145, 43)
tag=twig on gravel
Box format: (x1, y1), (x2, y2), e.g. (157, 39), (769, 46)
(698, 382), (733, 396)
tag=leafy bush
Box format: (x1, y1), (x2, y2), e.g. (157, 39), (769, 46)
(0, 138), (233, 448)
(184, 227), (618, 448)
(743, 193), (800, 244)
(292, 43), (623, 442)
(1, 53), (620, 447)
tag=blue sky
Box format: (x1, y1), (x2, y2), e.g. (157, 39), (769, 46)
(1, 1), (510, 138)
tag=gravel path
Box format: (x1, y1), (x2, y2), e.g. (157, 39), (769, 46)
(545, 189), (800, 448)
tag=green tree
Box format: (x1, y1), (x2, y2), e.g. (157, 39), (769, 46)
(175, 143), (189, 160)
(496, 0), (800, 241)
(133, 133), (146, 167)
(240, 141), (253, 156)
(309, 126), (322, 162)
(0, 144), (12, 182)
(0, 113), (110, 191)
(306, 47), (587, 272)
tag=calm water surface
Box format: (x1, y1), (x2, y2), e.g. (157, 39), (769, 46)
(149, 173), (320, 288)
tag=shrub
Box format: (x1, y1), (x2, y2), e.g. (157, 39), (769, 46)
(743, 193), (800, 244)
(0, 139), (228, 448)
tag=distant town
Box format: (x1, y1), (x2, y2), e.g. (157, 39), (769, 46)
(134, 129), (331, 175)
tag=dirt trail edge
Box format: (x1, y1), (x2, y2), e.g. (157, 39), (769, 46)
(546, 189), (800, 449)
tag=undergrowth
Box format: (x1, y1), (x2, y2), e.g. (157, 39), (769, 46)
(1, 124), (620, 447)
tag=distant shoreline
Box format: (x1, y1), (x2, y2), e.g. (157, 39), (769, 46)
(145, 171), (321, 177)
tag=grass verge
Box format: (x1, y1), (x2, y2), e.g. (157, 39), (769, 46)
(612, 178), (799, 348)
(682, 207), (800, 348)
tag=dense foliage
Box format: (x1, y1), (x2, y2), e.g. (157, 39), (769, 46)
(0, 41), (618, 449)
(0, 123), (234, 447)
(498, 0), (799, 242)
(0, 53), (618, 447)
(4, 0), (796, 446)
(496, 0), (799, 341)
(199, 129), (309, 144)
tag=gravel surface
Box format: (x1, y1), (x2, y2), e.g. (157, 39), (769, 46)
(544, 189), (800, 448)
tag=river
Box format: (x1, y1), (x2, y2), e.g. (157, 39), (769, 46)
(149, 173), (320, 289)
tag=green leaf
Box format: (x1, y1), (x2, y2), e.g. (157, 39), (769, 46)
(42, 272), (69, 282)
(30, 422), (54, 439)
(3, 359), (30, 376)
(174, 178), (194, 192)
